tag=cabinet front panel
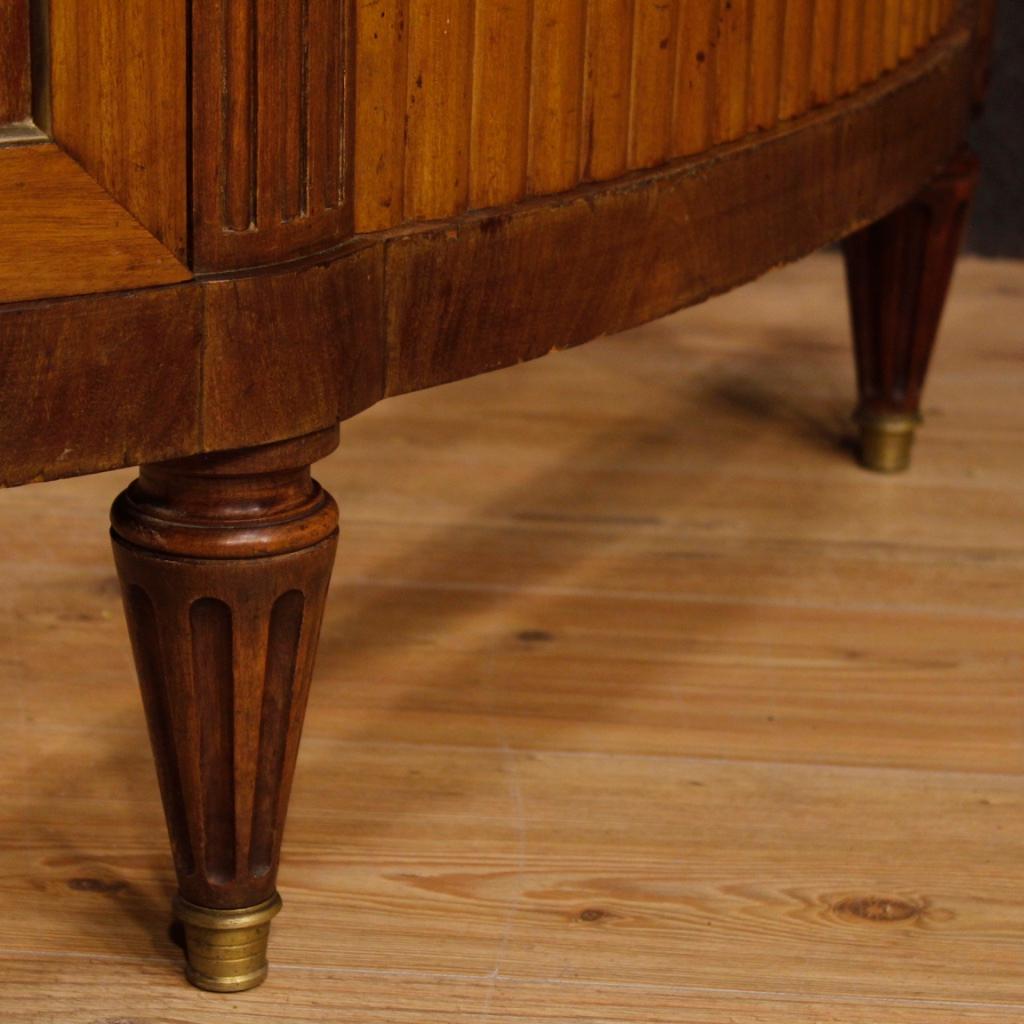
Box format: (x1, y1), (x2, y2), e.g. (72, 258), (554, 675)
(353, 0), (959, 232)
(187, 0), (960, 271)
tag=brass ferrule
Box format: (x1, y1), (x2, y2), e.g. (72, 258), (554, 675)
(174, 893), (283, 993)
(856, 411), (921, 473)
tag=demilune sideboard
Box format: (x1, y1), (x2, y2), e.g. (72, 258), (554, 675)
(0, 0), (994, 994)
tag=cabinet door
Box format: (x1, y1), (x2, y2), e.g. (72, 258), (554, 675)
(0, 0), (192, 303)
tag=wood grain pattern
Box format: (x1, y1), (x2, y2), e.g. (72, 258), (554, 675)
(780, 0), (815, 121)
(882, 0), (903, 71)
(674, 0), (717, 155)
(0, 284), (201, 487)
(0, 0), (966, 277)
(712, 0), (751, 143)
(809, 0), (839, 107)
(49, 0), (189, 259)
(353, 0), (409, 231)
(383, 29), (972, 397)
(403, 0), (475, 219)
(200, 242), (384, 452)
(4, 964), (1020, 1024)
(0, 24), (975, 485)
(860, 2), (887, 84)
(350, 0), (958, 230)
(629, 0), (679, 168)
(582, 0), (634, 180)
(470, 0), (532, 208)
(900, 0), (920, 60)
(2, 251), (1023, 1017)
(835, 2), (864, 97)
(191, 0), (355, 270)
(0, 145), (192, 304)
(748, 0), (786, 131)
(0, 0), (31, 125)
(526, 0), (587, 196)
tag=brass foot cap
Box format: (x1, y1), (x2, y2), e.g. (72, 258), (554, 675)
(174, 893), (283, 993)
(857, 412), (920, 473)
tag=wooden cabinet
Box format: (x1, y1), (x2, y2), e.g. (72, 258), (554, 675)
(0, 0), (987, 993)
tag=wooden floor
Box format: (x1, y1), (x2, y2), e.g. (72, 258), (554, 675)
(1, 252), (1021, 1022)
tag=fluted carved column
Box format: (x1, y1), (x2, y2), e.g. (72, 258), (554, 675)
(110, 426), (339, 992)
(843, 149), (979, 472)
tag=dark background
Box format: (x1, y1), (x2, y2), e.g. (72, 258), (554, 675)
(969, 1), (1023, 256)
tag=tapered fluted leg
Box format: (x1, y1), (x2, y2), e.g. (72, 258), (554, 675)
(843, 150), (979, 472)
(110, 426), (339, 991)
